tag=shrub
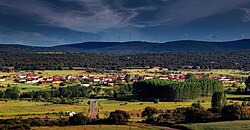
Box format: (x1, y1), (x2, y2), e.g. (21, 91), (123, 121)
(154, 99), (159, 104)
(107, 110), (130, 125)
(185, 108), (213, 122)
(141, 107), (159, 119)
(191, 103), (203, 110)
(68, 114), (90, 125)
(221, 104), (249, 120)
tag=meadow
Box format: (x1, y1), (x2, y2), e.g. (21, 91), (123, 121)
(33, 124), (162, 130)
(0, 99), (90, 118)
(98, 96), (211, 121)
(178, 120), (250, 130)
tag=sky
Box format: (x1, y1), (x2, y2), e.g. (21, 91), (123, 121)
(1, 0), (250, 46)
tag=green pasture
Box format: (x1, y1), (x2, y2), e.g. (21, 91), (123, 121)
(178, 120), (250, 130)
(182, 69), (249, 77)
(0, 100), (89, 117)
(33, 124), (161, 130)
(98, 97), (211, 121)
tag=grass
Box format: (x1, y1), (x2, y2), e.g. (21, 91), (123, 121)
(181, 69), (249, 77)
(0, 83), (55, 93)
(226, 94), (250, 104)
(33, 124), (161, 130)
(178, 120), (250, 130)
(98, 97), (211, 121)
(123, 68), (249, 78)
(0, 100), (90, 117)
(37, 70), (85, 76)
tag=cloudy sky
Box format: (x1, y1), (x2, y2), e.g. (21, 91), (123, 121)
(0, 0), (250, 46)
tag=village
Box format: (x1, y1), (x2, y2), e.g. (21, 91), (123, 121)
(0, 70), (245, 87)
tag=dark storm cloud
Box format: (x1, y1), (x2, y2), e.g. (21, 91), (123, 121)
(0, 0), (250, 45)
(157, 0), (250, 25)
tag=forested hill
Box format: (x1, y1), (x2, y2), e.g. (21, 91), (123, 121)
(0, 39), (250, 54)
(0, 50), (249, 70)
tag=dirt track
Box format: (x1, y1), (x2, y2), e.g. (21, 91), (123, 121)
(89, 100), (97, 119)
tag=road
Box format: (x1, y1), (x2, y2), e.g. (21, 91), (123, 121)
(89, 100), (97, 119)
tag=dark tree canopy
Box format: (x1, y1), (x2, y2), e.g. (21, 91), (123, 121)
(141, 107), (159, 119)
(211, 92), (226, 109)
(5, 87), (20, 99)
(133, 78), (223, 101)
(107, 110), (130, 125)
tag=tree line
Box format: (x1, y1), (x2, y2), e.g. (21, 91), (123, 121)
(0, 50), (250, 70)
(133, 78), (224, 101)
(0, 85), (133, 102)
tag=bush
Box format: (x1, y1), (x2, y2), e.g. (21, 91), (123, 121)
(107, 110), (130, 125)
(221, 104), (249, 120)
(68, 113), (90, 125)
(191, 103), (203, 110)
(154, 99), (159, 104)
(185, 108), (213, 122)
(141, 107), (159, 119)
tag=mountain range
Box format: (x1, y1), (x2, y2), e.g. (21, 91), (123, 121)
(1, 39), (250, 54)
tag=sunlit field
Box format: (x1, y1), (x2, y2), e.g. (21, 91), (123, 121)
(0, 99), (90, 118)
(33, 124), (161, 130)
(98, 97), (211, 121)
(178, 120), (250, 130)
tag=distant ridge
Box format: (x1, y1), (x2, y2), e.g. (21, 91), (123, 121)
(0, 39), (250, 54)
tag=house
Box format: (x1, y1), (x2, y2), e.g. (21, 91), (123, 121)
(107, 82), (115, 86)
(169, 74), (181, 80)
(207, 74), (213, 78)
(46, 78), (53, 82)
(17, 74), (27, 79)
(52, 75), (60, 80)
(9, 74), (16, 78)
(66, 111), (76, 117)
(104, 77), (113, 82)
(78, 75), (88, 79)
(38, 77), (44, 81)
(52, 80), (62, 84)
(80, 83), (90, 87)
(0, 78), (5, 82)
(143, 76), (154, 80)
(93, 78), (100, 82)
(179, 75), (186, 81)
(18, 79), (27, 83)
(159, 76), (169, 80)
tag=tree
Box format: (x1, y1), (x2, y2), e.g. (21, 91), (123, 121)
(141, 107), (159, 119)
(211, 92), (226, 109)
(245, 76), (250, 91)
(185, 107), (213, 123)
(191, 102), (203, 110)
(186, 73), (196, 79)
(59, 82), (66, 87)
(68, 113), (90, 125)
(5, 87), (20, 99)
(0, 90), (5, 98)
(221, 104), (249, 120)
(107, 110), (130, 125)
(153, 99), (159, 104)
(125, 74), (131, 83)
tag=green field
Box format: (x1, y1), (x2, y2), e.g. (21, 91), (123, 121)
(33, 124), (162, 130)
(123, 68), (249, 77)
(98, 97), (211, 121)
(178, 120), (250, 130)
(181, 69), (249, 77)
(0, 99), (90, 118)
